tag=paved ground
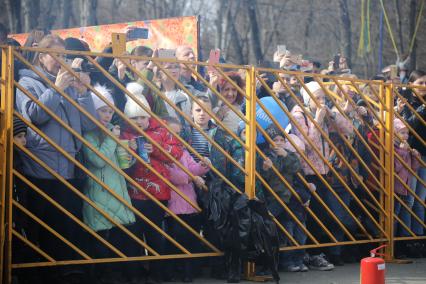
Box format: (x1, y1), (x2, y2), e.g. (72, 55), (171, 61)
(181, 258), (426, 284)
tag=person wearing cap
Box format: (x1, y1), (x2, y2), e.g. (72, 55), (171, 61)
(120, 84), (183, 283)
(81, 84), (135, 281)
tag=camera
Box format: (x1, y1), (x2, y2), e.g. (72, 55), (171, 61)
(65, 56), (99, 73)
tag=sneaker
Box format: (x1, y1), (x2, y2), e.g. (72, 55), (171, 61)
(283, 265), (301, 272)
(299, 264), (309, 272)
(306, 253), (335, 271)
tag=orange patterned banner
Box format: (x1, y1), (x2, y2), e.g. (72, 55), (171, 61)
(11, 16), (198, 56)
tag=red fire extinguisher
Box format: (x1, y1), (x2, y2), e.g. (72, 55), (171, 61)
(360, 245), (386, 284)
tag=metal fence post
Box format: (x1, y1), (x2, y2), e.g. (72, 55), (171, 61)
(1, 45), (14, 284)
(244, 66), (258, 280)
(383, 83), (395, 260)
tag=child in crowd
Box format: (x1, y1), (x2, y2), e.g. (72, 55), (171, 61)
(81, 84), (135, 282)
(279, 133), (317, 272)
(121, 86), (183, 283)
(394, 118), (420, 239)
(164, 116), (211, 283)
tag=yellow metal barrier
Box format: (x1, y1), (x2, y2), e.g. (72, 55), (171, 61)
(0, 44), (425, 283)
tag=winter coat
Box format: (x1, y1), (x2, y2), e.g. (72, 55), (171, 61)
(213, 102), (243, 134)
(168, 150), (210, 215)
(400, 93), (426, 156)
(82, 128), (135, 231)
(260, 149), (301, 216)
(229, 139), (265, 200)
(121, 118), (183, 201)
(15, 67), (97, 179)
(291, 104), (353, 176)
(394, 144), (420, 195)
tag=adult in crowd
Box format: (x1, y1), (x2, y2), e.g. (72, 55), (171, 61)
(397, 70), (426, 255)
(15, 34), (96, 274)
(213, 72), (245, 133)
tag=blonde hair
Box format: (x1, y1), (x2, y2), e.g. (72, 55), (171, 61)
(33, 34), (65, 67)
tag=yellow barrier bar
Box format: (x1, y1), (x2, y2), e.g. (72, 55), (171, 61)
(13, 201), (92, 260)
(393, 176), (426, 230)
(12, 252), (224, 269)
(14, 170), (128, 258)
(12, 230), (55, 262)
(13, 111), (187, 255)
(245, 67), (256, 200)
(331, 78), (389, 176)
(12, 87), (220, 253)
(258, 75), (384, 237)
(384, 84), (395, 260)
(19, 51), (206, 211)
(83, 55), (247, 191)
(5, 45), (14, 284)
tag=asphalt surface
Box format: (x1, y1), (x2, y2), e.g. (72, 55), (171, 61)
(178, 258), (426, 284)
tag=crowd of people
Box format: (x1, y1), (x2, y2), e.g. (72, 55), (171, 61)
(1, 23), (426, 284)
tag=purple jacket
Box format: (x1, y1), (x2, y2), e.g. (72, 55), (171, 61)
(394, 145), (420, 195)
(168, 150), (210, 215)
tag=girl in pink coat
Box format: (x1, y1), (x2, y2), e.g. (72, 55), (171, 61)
(164, 116), (210, 282)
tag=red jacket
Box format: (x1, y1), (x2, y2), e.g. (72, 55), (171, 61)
(121, 118), (183, 201)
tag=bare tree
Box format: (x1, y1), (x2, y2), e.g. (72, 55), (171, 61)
(80, 0), (98, 26)
(247, 0), (262, 63)
(338, 0), (352, 67)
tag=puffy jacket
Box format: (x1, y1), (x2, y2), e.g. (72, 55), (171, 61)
(121, 118), (183, 201)
(291, 105), (353, 176)
(168, 150), (210, 215)
(82, 128), (135, 231)
(394, 144), (420, 195)
(15, 67), (96, 179)
(260, 149), (301, 216)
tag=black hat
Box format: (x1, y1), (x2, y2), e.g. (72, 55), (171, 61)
(64, 37), (90, 59)
(13, 117), (27, 136)
(265, 124), (283, 141)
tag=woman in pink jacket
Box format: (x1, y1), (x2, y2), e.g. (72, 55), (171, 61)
(291, 81), (354, 266)
(164, 116), (210, 283)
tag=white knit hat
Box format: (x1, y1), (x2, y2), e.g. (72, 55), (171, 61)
(300, 81), (322, 106)
(91, 84), (115, 110)
(124, 82), (151, 118)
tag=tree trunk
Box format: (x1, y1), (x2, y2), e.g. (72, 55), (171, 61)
(80, 0), (98, 27)
(5, 0), (21, 33)
(228, 2), (244, 64)
(304, 0), (314, 51)
(338, 0), (352, 68)
(246, 0), (262, 64)
(61, 0), (72, 29)
(408, 0), (417, 69)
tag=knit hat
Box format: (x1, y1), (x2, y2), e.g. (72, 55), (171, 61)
(124, 82), (151, 118)
(91, 84), (115, 110)
(300, 81), (322, 106)
(236, 120), (246, 138)
(394, 118), (407, 133)
(265, 124), (284, 141)
(13, 117), (27, 136)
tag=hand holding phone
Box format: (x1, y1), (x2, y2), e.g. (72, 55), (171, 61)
(158, 48), (176, 58)
(207, 49), (220, 73)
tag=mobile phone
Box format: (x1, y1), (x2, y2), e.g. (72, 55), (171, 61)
(207, 49), (220, 72)
(158, 49), (176, 58)
(127, 27), (149, 41)
(136, 136), (150, 163)
(111, 33), (126, 55)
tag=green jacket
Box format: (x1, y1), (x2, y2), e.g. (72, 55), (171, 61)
(260, 148), (301, 216)
(82, 128), (135, 231)
(229, 139), (265, 200)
